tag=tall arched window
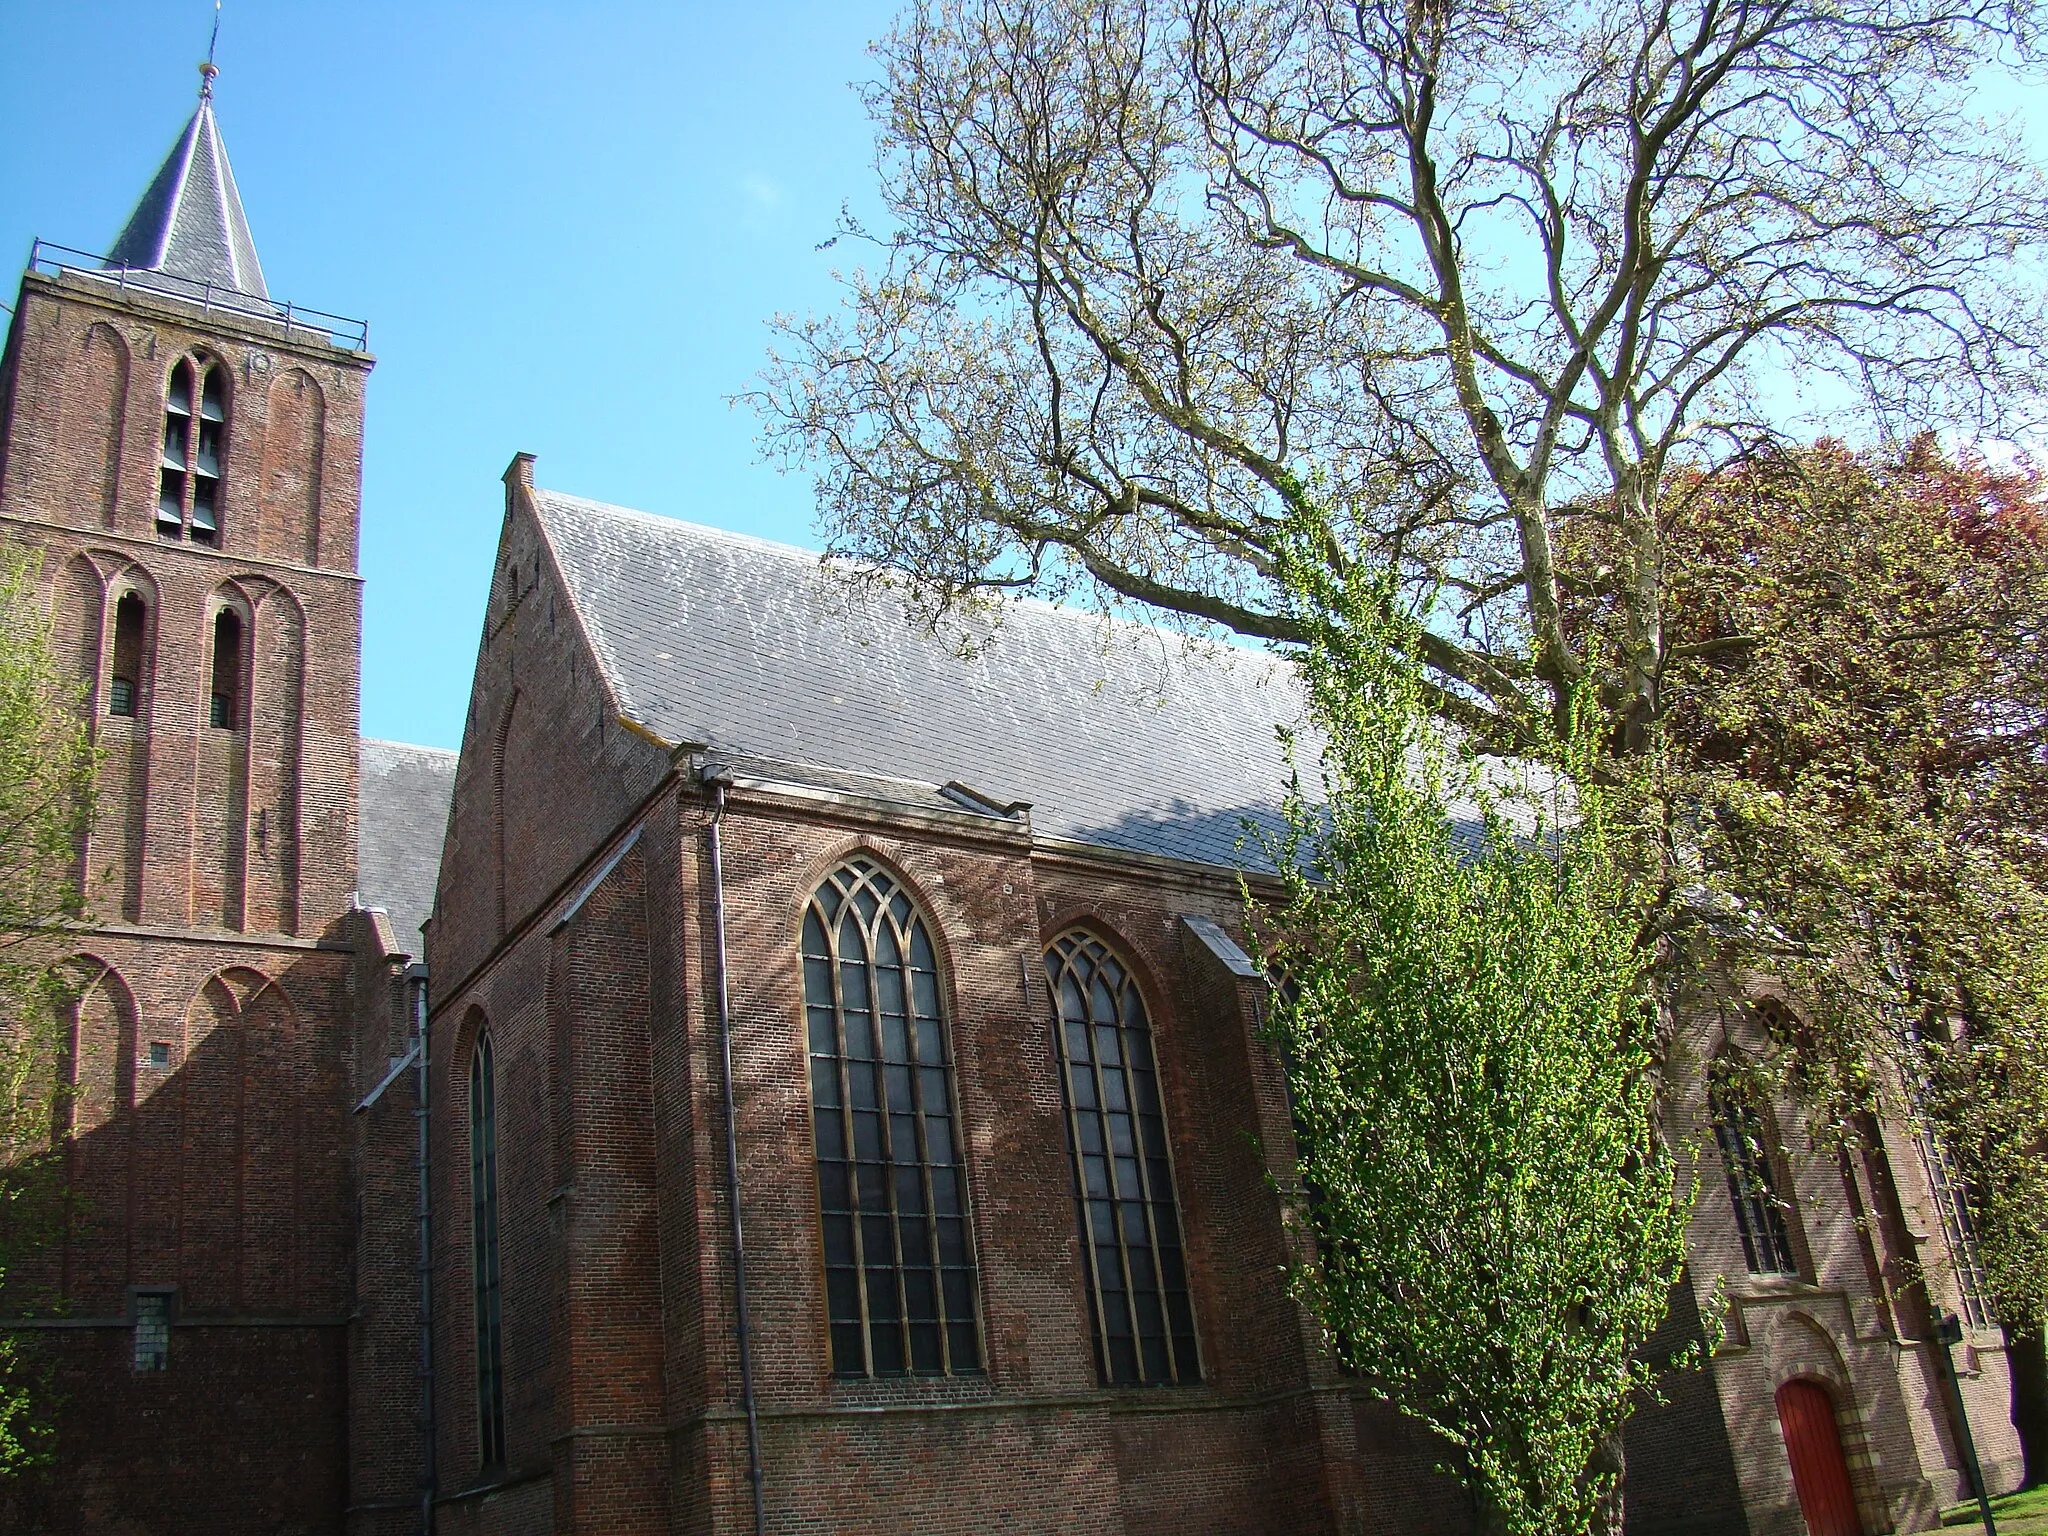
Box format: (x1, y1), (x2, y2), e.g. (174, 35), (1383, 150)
(803, 858), (981, 1378)
(1921, 1128), (1995, 1327)
(469, 1030), (506, 1465)
(1045, 931), (1198, 1386)
(157, 358), (226, 546)
(109, 592), (146, 718)
(208, 609), (242, 730)
(1709, 1077), (1800, 1277)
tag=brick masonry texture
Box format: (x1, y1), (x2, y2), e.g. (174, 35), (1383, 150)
(0, 265), (422, 1536)
(1, 173), (2032, 1536)
(413, 466), (2032, 1536)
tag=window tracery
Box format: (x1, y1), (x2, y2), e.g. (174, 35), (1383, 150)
(802, 857), (981, 1378)
(1708, 1077), (1801, 1278)
(470, 1029), (506, 1464)
(1045, 930), (1199, 1386)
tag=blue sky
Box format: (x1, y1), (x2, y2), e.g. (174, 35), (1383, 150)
(0, 1), (901, 750)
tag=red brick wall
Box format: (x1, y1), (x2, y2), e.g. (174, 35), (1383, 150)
(0, 268), (388, 1536)
(2, 273), (369, 939)
(0, 936), (358, 1536)
(426, 675), (1486, 1535)
(419, 459), (2028, 1536)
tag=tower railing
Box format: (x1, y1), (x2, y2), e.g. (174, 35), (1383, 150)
(25, 239), (370, 352)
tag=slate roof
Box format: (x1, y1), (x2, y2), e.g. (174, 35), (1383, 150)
(358, 738), (458, 957)
(105, 93), (271, 307)
(533, 489), (1314, 873)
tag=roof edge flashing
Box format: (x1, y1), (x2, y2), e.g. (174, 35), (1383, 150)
(938, 781), (1032, 819)
(1181, 913), (1262, 978)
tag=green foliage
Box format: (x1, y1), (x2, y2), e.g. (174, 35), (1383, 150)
(1255, 549), (1693, 1536)
(0, 540), (96, 1475)
(1603, 441), (2048, 1326)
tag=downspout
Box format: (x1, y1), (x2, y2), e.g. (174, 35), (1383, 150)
(705, 773), (767, 1536)
(409, 963), (436, 1536)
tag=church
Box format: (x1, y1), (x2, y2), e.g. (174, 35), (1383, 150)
(0, 64), (2026, 1536)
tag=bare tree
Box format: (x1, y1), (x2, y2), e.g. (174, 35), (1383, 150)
(756, 0), (2048, 756)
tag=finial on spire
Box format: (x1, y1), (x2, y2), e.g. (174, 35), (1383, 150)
(198, 1), (221, 99)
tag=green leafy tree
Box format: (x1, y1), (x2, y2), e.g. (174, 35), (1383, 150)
(1611, 440), (2048, 1474)
(0, 540), (97, 1474)
(1257, 552), (1691, 1536)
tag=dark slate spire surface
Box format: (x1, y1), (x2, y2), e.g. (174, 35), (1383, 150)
(105, 86), (269, 301)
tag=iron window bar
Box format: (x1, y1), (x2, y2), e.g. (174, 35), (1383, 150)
(1708, 1086), (1801, 1278)
(1045, 931), (1200, 1387)
(803, 858), (983, 1379)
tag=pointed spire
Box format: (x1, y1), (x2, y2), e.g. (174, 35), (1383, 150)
(104, 40), (269, 303)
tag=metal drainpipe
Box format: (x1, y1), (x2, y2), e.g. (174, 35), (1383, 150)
(706, 776), (768, 1536)
(409, 964), (437, 1536)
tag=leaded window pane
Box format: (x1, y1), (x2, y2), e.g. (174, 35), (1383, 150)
(1046, 931), (1199, 1386)
(803, 858), (981, 1378)
(1709, 1086), (1800, 1277)
(470, 1032), (507, 1464)
(1922, 1129), (1995, 1328)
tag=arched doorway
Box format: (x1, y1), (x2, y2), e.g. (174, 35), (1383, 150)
(1777, 1378), (1864, 1536)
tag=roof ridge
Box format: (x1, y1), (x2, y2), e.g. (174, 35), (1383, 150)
(361, 737), (460, 759)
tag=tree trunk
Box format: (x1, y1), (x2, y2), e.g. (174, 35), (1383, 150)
(2010, 1318), (2048, 1489)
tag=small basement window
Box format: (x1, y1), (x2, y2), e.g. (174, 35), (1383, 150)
(109, 593), (146, 717)
(209, 609), (242, 730)
(132, 1292), (171, 1373)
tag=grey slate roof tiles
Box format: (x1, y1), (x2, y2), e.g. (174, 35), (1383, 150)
(533, 489), (1313, 873)
(358, 738), (458, 957)
(105, 96), (271, 304)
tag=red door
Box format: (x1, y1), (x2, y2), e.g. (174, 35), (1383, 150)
(1777, 1379), (1865, 1536)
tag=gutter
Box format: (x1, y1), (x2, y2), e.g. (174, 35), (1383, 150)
(411, 963), (437, 1536)
(351, 959), (438, 1535)
(705, 770), (768, 1536)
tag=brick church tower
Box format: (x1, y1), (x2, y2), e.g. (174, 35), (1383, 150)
(0, 65), (405, 1535)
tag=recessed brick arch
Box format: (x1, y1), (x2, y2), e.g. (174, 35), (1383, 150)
(447, 1002), (492, 1099)
(175, 966), (299, 1312)
(193, 584), (256, 928)
(24, 955), (139, 1308)
(57, 321), (129, 530)
(47, 953), (136, 1137)
(1766, 1312), (1890, 1535)
(243, 580), (306, 935)
(259, 367), (324, 564)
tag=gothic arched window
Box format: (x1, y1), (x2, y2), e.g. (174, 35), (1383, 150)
(157, 358), (226, 546)
(1708, 1077), (1800, 1277)
(802, 858), (981, 1378)
(1921, 1127), (1995, 1327)
(208, 608), (243, 730)
(1045, 931), (1199, 1386)
(469, 1030), (506, 1465)
(109, 592), (146, 717)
